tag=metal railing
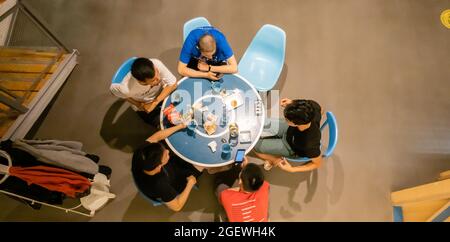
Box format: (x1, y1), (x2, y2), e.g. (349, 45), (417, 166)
(0, 0), (68, 115)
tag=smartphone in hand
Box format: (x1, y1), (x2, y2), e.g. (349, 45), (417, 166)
(234, 149), (246, 164)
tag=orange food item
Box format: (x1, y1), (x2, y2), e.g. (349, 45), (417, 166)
(204, 122), (217, 135)
(231, 100), (237, 108)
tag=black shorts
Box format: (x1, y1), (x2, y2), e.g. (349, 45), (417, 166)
(136, 103), (162, 126)
(171, 155), (203, 179)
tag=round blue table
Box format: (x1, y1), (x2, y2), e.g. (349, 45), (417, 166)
(160, 74), (266, 167)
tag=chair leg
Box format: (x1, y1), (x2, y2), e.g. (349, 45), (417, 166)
(258, 91), (271, 127)
(259, 90), (268, 108)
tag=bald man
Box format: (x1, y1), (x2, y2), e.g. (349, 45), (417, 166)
(178, 26), (238, 80)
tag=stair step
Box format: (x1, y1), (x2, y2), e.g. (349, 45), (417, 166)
(427, 201), (450, 222)
(401, 199), (448, 222)
(0, 47), (61, 58)
(391, 179), (450, 206)
(0, 50), (69, 138)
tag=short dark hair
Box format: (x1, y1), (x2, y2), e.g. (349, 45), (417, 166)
(284, 99), (315, 125)
(132, 142), (165, 172)
(131, 58), (155, 81)
(240, 163), (264, 192)
(198, 34), (216, 52)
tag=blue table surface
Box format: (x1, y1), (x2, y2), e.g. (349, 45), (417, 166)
(160, 74), (265, 167)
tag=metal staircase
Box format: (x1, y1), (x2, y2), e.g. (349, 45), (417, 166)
(0, 0), (78, 140)
(391, 170), (450, 222)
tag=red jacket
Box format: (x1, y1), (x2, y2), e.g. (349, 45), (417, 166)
(9, 166), (91, 198)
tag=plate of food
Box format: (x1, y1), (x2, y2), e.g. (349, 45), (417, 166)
(224, 90), (244, 110)
(204, 121), (217, 135)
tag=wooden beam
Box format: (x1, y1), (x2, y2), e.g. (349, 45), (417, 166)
(0, 55), (58, 63)
(0, 54), (66, 74)
(0, 51), (69, 138)
(391, 179), (450, 206)
(0, 72), (46, 80)
(0, 47), (61, 58)
(0, 78), (49, 91)
(439, 170), (450, 181)
(0, 62), (58, 73)
(401, 199), (448, 222)
(427, 201), (450, 222)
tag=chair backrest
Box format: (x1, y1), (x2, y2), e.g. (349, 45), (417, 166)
(238, 24), (286, 91)
(321, 111), (338, 157)
(183, 17), (211, 41)
(131, 172), (163, 206)
(286, 111), (338, 163)
(111, 57), (137, 84)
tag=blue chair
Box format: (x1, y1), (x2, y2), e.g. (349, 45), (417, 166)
(238, 24), (286, 92)
(183, 17), (211, 41)
(285, 112), (338, 163)
(111, 57), (137, 84)
(132, 174), (163, 206)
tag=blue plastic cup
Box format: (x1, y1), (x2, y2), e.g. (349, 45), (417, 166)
(187, 120), (197, 136)
(171, 91), (182, 103)
(221, 143), (232, 159)
(211, 82), (222, 94)
(188, 120), (197, 131)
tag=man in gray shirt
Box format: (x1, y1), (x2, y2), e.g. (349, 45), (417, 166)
(110, 58), (177, 126)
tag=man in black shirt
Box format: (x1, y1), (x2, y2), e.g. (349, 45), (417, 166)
(132, 123), (203, 211)
(253, 98), (324, 173)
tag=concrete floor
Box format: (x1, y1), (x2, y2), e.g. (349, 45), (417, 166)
(1, 0), (449, 221)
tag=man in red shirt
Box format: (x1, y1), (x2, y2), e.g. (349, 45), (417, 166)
(216, 157), (270, 222)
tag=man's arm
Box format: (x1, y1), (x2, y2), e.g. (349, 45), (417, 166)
(126, 98), (144, 111)
(147, 123), (186, 143)
(278, 156), (322, 173)
(142, 84), (178, 113)
(178, 61), (219, 80)
(209, 55), (238, 74)
(142, 83), (177, 113)
(142, 84), (177, 113)
(165, 175), (197, 212)
(155, 84), (177, 105)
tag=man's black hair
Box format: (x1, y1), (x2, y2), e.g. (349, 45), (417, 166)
(131, 58), (155, 81)
(284, 99), (315, 125)
(132, 142), (165, 172)
(240, 163), (264, 192)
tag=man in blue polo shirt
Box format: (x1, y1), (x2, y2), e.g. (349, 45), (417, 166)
(177, 26), (238, 80)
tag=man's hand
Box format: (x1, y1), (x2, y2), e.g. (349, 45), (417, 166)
(178, 122), (187, 129)
(280, 98), (293, 108)
(205, 72), (220, 81)
(135, 102), (145, 111)
(277, 158), (294, 172)
(241, 156), (249, 168)
(198, 61), (210, 72)
(186, 175), (197, 186)
(142, 101), (158, 113)
(272, 157), (284, 166)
